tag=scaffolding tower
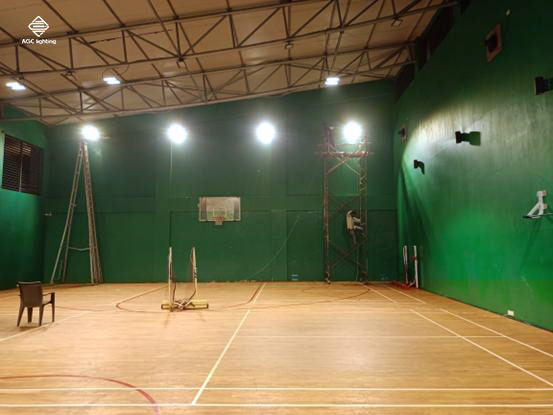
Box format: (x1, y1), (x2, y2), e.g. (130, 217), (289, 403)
(322, 126), (368, 283)
(50, 140), (102, 284)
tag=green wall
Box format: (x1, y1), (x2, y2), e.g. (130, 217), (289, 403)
(394, 0), (553, 330)
(0, 106), (47, 289)
(43, 81), (397, 283)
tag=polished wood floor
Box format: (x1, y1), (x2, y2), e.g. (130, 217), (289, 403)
(0, 282), (552, 414)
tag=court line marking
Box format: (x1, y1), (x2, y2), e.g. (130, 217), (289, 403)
(0, 309), (463, 316)
(1, 403), (553, 408)
(411, 310), (553, 387)
(0, 374), (160, 415)
(191, 282), (266, 405)
(0, 311), (90, 344)
(248, 310), (452, 314)
(249, 301), (413, 306)
(0, 286), (164, 344)
(1, 386), (552, 392)
(442, 309), (553, 359)
(191, 310), (251, 404)
(237, 335), (502, 338)
(367, 287), (398, 303)
(384, 286), (427, 304)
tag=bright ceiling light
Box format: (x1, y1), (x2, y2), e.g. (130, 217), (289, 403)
(103, 76), (120, 85)
(343, 121), (362, 144)
(81, 125), (101, 141)
(167, 123), (188, 144)
(256, 121), (276, 145)
(6, 81), (26, 91)
(325, 77), (340, 86)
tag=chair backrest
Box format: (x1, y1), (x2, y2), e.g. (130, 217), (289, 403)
(18, 281), (43, 307)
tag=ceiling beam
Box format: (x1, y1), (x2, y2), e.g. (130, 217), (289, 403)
(0, 0), (327, 49)
(2, 56), (411, 122)
(4, 2), (456, 78)
(0, 79), (337, 121)
(1, 44), (409, 102)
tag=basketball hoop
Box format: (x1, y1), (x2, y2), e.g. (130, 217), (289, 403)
(214, 216), (225, 226)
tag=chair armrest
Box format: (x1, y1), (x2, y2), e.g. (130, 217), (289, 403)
(43, 292), (55, 304)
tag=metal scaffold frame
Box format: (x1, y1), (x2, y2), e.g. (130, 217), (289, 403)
(322, 126), (368, 283)
(50, 140), (102, 284)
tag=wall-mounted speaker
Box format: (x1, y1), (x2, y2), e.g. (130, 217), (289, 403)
(456, 131), (481, 145)
(455, 131), (469, 143)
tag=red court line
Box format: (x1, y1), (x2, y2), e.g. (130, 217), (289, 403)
(115, 286), (166, 312)
(248, 287), (373, 311)
(115, 283), (372, 313)
(218, 283), (265, 310)
(50, 286), (166, 313)
(0, 374), (160, 415)
(116, 283), (265, 313)
(57, 305), (108, 312)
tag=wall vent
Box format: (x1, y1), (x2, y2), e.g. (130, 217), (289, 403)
(1, 135), (43, 195)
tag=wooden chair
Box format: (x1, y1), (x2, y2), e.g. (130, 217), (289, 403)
(17, 282), (55, 326)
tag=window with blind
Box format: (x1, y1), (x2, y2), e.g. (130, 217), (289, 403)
(1, 135), (43, 195)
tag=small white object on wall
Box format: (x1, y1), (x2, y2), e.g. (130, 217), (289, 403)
(524, 190), (550, 219)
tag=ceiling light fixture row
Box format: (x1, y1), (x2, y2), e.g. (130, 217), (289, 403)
(6, 67), (344, 94)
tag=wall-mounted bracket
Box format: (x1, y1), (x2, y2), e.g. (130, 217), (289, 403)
(455, 131), (469, 143)
(398, 125), (407, 141)
(455, 131), (481, 145)
(524, 190), (552, 219)
(413, 159), (425, 174)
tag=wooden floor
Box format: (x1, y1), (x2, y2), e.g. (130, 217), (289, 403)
(0, 282), (552, 414)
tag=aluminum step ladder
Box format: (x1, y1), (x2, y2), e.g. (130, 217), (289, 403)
(50, 141), (102, 284)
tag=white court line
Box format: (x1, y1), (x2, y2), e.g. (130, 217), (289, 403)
(248, 310), (449, 314)
(1, 403), (553, 408)
(0, 286), (163, 344)
(411, 310), (553, 387)
(197, 386), (553, 391)
(2, 386), (552, 392)
(251, 299), (400, 303)
(385, 286), (426, 304)
(367, 287), (398, 303)
(0, 387), (199, 392)
(442, 309), (553, 359)
(0, 311), (90, 344)
(191, 282), (266, 405)
(238, 335), (502, 339)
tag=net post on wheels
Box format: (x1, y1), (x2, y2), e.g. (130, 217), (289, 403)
(161, 246), (209, 311)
